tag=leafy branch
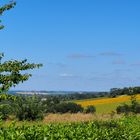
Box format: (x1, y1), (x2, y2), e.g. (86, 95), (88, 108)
(0, 1), (16, 30)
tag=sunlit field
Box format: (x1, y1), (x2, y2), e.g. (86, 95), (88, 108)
(75, 95), (140, 113)
(1, 116), (140, 139)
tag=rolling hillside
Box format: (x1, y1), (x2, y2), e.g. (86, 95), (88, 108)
(75, 95), (140, 113)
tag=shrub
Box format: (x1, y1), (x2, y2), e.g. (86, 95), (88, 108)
(0, 104), (12, 120)
(116, 94), (140, 114)
(133, 104), (140, 114)
(116, 104), (131, 114)
(15, 96), (44, 121)
(55, 102), (83, 113)
(84, 105), (96, 114)
(42, 96), (61, 113)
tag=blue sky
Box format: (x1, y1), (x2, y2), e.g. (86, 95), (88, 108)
(1, 0), (140, 91)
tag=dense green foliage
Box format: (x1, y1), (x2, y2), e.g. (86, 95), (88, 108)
(117, 103), (140, 114)
(84, 105), (96, 114)
(0, 116), (140, 139)
(116, 94), (140, 114)
(54, 102), (83, 113)
(109, 87), (140, 98)
(0, 94), (44, 121)
(0, 104), (12, 120)
(116, 104), (131, 114)
(0, 94), (16, 120)
(0, 94), (85, 120)
(41, 95), (84, 113)
(14, 96), (44, 121)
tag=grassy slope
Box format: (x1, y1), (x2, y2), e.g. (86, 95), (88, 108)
(75, 95), (140, 113)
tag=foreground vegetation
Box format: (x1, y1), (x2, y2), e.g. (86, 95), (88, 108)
(0, 94), (97, 121)
(0, 115), (140, 140)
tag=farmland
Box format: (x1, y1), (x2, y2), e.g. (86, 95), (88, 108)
(75, 95), (140, 113)
(1, 115), (140, 140)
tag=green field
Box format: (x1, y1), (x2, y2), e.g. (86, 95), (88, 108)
(95, 101), (131, 113)
(75, 95), (140, 114)
(1, 116), (140, 139)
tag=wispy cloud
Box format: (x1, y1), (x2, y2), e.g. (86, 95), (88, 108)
(59, 73), (74, 77)
(55, 63), (66, 67)
(89, 75), (133, 83)
(59, 73), (79, 78)
(130, 62), (140, 66)
(112, 60), (126, 65)
(68, 54), (95, 59)
(99, 52), (122, 56)
(47, 62), (66, 68)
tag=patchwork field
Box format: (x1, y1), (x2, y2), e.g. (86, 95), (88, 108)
(75, 95), (140, 113)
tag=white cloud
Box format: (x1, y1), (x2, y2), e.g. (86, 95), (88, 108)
(59, 73), (74, 77)
(59, 73), (80, 79)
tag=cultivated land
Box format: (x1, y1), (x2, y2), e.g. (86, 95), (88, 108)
(75, 94), (140, 113)
(1, 95), (140, 139)
(1, 116), (140, 139)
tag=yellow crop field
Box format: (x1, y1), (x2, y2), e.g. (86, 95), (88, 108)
(75, 95), (140, 113)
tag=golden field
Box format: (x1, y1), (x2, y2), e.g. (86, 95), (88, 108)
(4, 113), (122, 126)
(43, 113), (122, 123)
(75, 94), (140, 113)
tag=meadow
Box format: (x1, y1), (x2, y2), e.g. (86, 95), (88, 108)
(75, 95), (140, 113)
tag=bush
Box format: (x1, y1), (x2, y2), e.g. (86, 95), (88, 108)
(116, 104), (131, 114)
(84, 105), (96, 114)
(0, 104), (12, 120)
(116, 95), (140, 114)
(42, 96), (61, 113)
(132, 104), (140, 114)
(55, 102), (83, 113)
(15, 96), (44, 121)
(116, 104), (140, 114)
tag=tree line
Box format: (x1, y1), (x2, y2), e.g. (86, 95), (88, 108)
(109, 87), (140, 98)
